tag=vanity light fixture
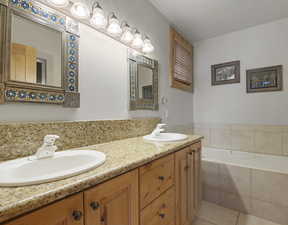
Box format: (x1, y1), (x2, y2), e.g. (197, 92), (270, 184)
(45, 0), (155, 53)
(90, 2), (107, 28)
(107, 13), (122, 36)
(70, 0), (90, 19)
(46, 0), (69, 8)
(132, 29), (144, 49)
(142, 36), (154, 53)
(121, 22), (134, 43)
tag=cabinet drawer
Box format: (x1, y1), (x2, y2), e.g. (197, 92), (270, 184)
(140, 154), (174, 209)
(140, 187), (175, 225)
(5, 193), (84, 225)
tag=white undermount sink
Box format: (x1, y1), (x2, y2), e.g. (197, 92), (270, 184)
(0, 150), (106, 187)
(143, 133), (188, 142)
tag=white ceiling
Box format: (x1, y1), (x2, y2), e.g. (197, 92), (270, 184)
(149, 0), (288, 42)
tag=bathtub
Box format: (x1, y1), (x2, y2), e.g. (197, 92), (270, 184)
(202, 147), (288, 174)
(201, 147), (288, 225)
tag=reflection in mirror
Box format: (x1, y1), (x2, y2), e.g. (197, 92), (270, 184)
(10, 14), (62, 87)
(138, 65), (153, 100)
(128, 51), (158, 111)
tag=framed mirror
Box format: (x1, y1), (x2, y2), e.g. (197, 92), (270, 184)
(0, 0), (80, 107)
(128, 51), (158, 111)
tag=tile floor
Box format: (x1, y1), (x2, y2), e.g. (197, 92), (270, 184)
(195, 201), (282, 225)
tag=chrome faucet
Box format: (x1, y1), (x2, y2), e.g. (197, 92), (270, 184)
(34, 135), (59, 160)
(151, 124), (166, 137)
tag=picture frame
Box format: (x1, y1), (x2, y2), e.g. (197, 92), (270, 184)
(211, 61), (240, 85)
(246, 65), (283, 93)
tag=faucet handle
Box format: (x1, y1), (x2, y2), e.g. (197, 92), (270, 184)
(43, 135), (59, 146)
(157, 124), (167, 129)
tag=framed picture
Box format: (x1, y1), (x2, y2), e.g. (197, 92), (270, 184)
(246, 65), (283, 93)
(211, 61), (240, 85)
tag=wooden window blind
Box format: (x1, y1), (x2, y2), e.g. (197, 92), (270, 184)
(170, 27), (193, 92)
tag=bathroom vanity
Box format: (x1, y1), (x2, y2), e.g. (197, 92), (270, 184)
(0, 136), (202, 225)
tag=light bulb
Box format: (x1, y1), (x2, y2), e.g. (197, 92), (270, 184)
(121, 23), (133, 43)
(70, 1), (90, 19)
(90, 3), (106, 28)
(142, 37), (154, 53)
(107, 13), (122, 36)
(47, 0), (69, 7)
(132, 31), (143, 48)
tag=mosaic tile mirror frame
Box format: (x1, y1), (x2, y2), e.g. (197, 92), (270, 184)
(128, 50), (159, 111)
(0, 0), (80, 107)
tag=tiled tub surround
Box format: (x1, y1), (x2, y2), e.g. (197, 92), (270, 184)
(167, 123), (194, 135)
(0, 118), (160, 161)
(0, 134), (202, 223)
(193, 123), (288, 156)
(202, 147), (288, 225)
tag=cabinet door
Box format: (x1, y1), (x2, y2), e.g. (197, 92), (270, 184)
(175, 147), (191, 225)
(5, 193), (84, 225)
(191, 142), (202, 213)
(11, 43), (37, 83)
(187, 149), (196, 222)
(84, 169), (139, 225)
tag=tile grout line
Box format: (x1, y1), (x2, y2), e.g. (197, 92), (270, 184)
(235, 212), (241, 225)
(198, 217), (219, 225)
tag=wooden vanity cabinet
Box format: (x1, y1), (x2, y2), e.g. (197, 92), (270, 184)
(140, 187), (175, 225)
(4, 193), (84, 225)
(84, 169), (139, 225)
(3, 141), (202, 225)
(139, 154), (174, 209)
(175, 142), (202, 225)
(191, 142), (202, 214)
(175, 146), (191, 225)
(139, 154), (176, 225)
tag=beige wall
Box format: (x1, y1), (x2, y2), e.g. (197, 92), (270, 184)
(0, 0), (194, 128)
(193, 18), (288, 125)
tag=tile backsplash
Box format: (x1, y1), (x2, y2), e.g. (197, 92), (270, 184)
(193, 123), (288, 156)
(0, 118), (160, 161)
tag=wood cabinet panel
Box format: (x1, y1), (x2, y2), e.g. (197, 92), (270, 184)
(5, 193), (84, 225)
(84, 169), (139, 225)
(191, 143), (202, 213)
(170, 27), (193, 92)
(11, 43), (37, 83)
(140, 154), (174, 209)
(176, 142), (202, 225)
(140, 187), (175, 225)
(175, 147), (190, 225)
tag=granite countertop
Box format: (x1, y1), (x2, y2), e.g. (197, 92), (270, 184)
(0, 135), (202, 223)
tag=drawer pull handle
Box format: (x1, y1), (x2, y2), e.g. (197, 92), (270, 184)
(101, 216), (105, 223)
(90, 201), (100, 210)
(158, 176), (165, 181)
(159, 213), (165, 219)
(72, 210), (83, 221)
